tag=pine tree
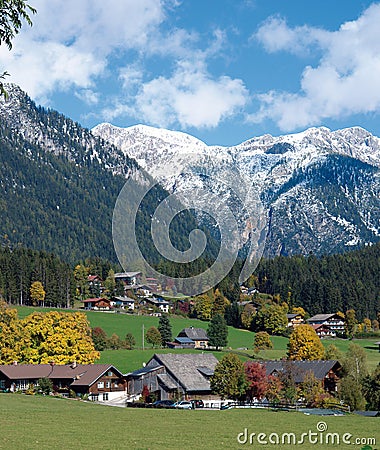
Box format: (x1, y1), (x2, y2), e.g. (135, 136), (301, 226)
(207, 313), (228, 350)
(158, 315), (172, 347)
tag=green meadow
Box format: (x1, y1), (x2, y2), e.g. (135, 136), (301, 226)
(0, 394), (378, 450)
(14, 306), (380, 373)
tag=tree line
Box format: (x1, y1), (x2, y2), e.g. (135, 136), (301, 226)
(252, 242), (380, 321)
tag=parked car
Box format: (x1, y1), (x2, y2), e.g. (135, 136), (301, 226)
(174, 401), (193, 410)
(152, 400), (175, 408)
(190, 399), (204, 409)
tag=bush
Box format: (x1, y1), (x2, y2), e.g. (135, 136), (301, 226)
(37, 377), (53, 395)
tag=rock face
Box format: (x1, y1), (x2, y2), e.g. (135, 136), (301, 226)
(1, 83), (379, 259)
(92, 123), (380, 256)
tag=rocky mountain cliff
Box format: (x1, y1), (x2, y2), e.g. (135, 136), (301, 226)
(92, 123), (380, 256)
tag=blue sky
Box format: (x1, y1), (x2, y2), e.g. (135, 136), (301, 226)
(1, 0), (380, 146)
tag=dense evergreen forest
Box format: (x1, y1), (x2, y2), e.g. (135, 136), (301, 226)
(254, 242), (380, 320)
(0, 247), (75, 307)
(0, 242), (378, 320)
(0, 117), (218, 265)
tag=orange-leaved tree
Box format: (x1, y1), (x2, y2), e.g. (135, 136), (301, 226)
(287, 324), (324, 360)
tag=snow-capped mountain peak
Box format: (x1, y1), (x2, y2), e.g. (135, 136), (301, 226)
(93, 122), (380, 256)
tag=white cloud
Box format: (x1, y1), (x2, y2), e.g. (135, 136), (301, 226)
(0, 0), (245, 130)
(75, 89), (99, 105)
(133, 60), (248, 128)
(250, 4), (380, 131)
(0, 0), (167, 101)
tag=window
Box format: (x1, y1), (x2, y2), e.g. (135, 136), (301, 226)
(0, 379), (5, 389)
(106, 381), (111, 389)
(97, 381), (104, 389)
(102, 393), (109, 401)
(107, 371), (113, 376)
(18, 380), (28, 390)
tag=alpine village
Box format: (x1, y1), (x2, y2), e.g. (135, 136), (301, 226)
(1, 3), (380, 450)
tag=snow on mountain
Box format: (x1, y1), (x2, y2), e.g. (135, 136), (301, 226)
(92, 122), (380, 256)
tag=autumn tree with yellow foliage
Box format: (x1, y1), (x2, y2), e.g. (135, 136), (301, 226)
(287, 324), (325, 360)
(0, 301), (25, 364)
(0, 302), (99, 364)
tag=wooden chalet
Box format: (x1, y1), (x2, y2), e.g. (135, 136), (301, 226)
(0, 363), (126, 401)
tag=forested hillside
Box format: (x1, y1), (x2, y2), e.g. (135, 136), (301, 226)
(0, 122), (126, 262)
(254, 242), (380, 320)
(0, 247), (75, 307)
(0, 86), (219, 265)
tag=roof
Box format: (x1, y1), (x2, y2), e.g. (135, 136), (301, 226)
(127, 364), (163, 378)
(83, 297), (109, 303)
(157, 373), (178, 390)
(178, 327), (209, 341)
(354, 411), (380, 417)
(175, 337), (194, 344)
(151, 353), (218, 392)
(147, 298), (169, 305)
(311, 324), (331, 330)
(264, 360), (341, 383)
(0, 364), (123, 387)
(87, 275), (102, 281)
(307, 314), (341, 322)
(114, 272), (141, 278)
(286, 314), (297, 319)
(113, 296), (134, 303)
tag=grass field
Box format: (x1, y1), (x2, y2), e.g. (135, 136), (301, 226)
(14, 306), (380, 372)
(0, 394), (378, 450)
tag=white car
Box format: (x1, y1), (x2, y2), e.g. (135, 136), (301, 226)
(174, 401), (193, 410)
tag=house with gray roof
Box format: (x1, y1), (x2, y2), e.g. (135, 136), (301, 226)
(307, 313), (345, 336)
(127, 353), (218, 401)
(0, 362), (126, 401)
(177, 327), (209, 349)
(264, 360), (342, 393)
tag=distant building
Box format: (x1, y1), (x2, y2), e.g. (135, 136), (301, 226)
(307, 314), (345, 337)
(143, 297), (170, 313)
(286, 313), (304, 328)
(114, 272), (142, 286)
(83, 297), (112, 310)
(311, 323), (336, 338)
(87, 275), (103, 296)
(113, 296), (135, 311)
(177, 327), (209, 349)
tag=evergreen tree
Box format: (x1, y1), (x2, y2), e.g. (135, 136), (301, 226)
(207, 313), (228, 350)
(363, 365), (380, 411)
(157, 315), (172, 347)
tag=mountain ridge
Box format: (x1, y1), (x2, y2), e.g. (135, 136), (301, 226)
(92, 121), (380, 256)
